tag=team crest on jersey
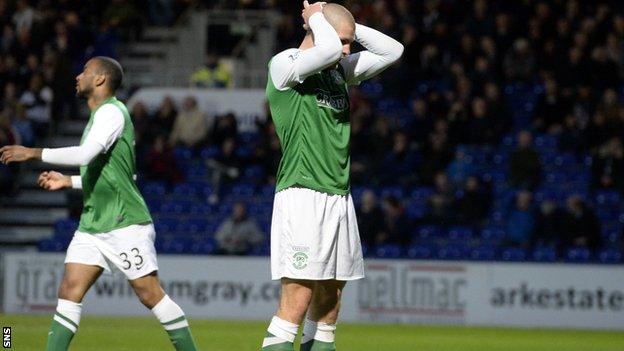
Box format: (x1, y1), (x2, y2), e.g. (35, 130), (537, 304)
(293, 251), (308, 270)
(330, 69), (344, 84)
(315, 88), (348, 112)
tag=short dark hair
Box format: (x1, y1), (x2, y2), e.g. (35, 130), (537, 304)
(94, 56), (123, 91)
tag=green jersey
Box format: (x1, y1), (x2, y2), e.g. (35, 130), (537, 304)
(266, 64), (351, 195)
(78, 97), (152, 233)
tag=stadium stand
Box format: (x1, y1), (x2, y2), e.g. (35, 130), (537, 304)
(1, 0), (623, 264)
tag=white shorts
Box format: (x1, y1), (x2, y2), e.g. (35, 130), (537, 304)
(271, 187), (365, 281)
(65, 223), (159, 280)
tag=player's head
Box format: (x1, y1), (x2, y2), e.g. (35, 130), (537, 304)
(76, 56), (123, 98)
(322, 3), (355, 57)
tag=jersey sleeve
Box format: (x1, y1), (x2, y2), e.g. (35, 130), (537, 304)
(340, 23), (404, 85)
(83, 104), (125, 152)
(269, 12), (342, 91)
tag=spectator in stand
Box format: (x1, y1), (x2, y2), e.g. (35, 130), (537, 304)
(378, 131), (417, 186)
(425, 172), (456, 225)
(420, 130), (453, 184)
(210, 112), (237, 148)
(190, 52), (232, 88)
(533, 77), (569, 133)
(153, 96), (177, 137)
(504, 190), (536, 249)
(19, 73), (52, 139)
(446, 146), (475, 186)
(562, 195), (601, 253)
(592, 137), (624, 193)
(130, 101), (151, 148)
(356, 190), (385, 247)
(215, 202), (264, 255)
(206, 137), (241, 204)
(533, 199), (565, 250)
(169, 96), (210, 150)
(457, 176), (490, 227)
(503, 38), (535, 81)
(378, 196), (410, 246)
(509, 130), (542, 190)
(145, 134), (182, 185)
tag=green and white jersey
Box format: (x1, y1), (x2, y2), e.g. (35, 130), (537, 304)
(265, 13), (404, 196)
(267, 60), (351, 195)
(78, 97), (152, 233)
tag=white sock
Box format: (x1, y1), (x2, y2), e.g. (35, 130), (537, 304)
(151, 295), (189, 330)
(263, 316), (298, 347)
(315, 321), (336, 343)
(301, 318), (317, 344)
(54, 299), (82, 333)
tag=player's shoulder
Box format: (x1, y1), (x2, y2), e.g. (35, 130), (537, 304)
(94, 102), (125, 124)
(269, 48), (301, 69)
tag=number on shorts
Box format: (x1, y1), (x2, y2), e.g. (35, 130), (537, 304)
(119, 248), (144, 270)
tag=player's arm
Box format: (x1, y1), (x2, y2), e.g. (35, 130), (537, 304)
(37, 171), (82, 191)
(340, 23), (404, 85)
(270, 6), (342, 90)
(0, 104), (124, 166)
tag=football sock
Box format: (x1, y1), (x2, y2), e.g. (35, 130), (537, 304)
(300, 318), (317, 351)
(261, 316), (298, 351)
(44, 299), (82, 351)
(300, 320), (337, 351)
(151, 295), (198, 351)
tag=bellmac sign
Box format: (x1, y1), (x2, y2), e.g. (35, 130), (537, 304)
(3, 253), (624, 330)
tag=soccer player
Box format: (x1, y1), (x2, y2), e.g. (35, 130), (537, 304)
(262, 1), (403, 350)
(0, 57), (198, 351)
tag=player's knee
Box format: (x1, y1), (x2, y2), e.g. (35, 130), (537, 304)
(134, 285), (164, 308)
(58, 276), (86, 301)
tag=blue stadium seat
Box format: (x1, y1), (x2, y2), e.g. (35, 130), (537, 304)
(39, 238), (69, 252)
(375, 244), (402, 258)
(565, 246), (591, 263)
(598, 248), (622, 264)
(437, 244), (469, 260)
(416, 225), (443, 240)
(480, 227), (506, 241)
(188, 237), (216, 255)
(54, 218), (78, 239)
(172, 183), (199, 198)
(153, 218), (180, 233)
(200, 146), (220, 160)
(448, 226), (473, 241)
(470, 245), (497, 261)
(157, 237), (190, 254)
(173, 146), (193, 161)
(141, 181), (166, 197)
(595, 190), (621, 205)
(407, 244), (437, 259)
(500, 247), (527, 262)
(411, 187), (434, 200)
(249, 242), (270, 256)
(532, 246), (557, 262)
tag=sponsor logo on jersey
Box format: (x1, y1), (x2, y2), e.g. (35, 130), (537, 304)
(315, 89), (348, 112)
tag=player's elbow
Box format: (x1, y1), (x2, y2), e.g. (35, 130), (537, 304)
(387, 41), (404, 63)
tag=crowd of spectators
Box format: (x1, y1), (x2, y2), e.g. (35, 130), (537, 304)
(2, 1), (624, 260)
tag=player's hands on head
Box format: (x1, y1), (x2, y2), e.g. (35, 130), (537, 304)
(302, 0), (326, 30)
(0, 145), (36, 164)
(38, 171), (71, 191)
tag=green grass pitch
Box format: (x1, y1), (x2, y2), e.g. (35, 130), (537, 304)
(2, 314), (623, 350)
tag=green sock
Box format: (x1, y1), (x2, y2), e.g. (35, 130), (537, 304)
(44, 318), (75, 351)
(163, 316), (197, 351)
(261, 332), (295, 351)
(261, 316), (298, 351)
(309, 340), (336, 351)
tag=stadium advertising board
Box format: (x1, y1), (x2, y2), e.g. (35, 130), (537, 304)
(2, 253), (280, 319)
(3, 253), (624, 329)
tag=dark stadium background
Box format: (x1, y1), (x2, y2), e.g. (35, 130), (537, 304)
(1, 2), (624, 348)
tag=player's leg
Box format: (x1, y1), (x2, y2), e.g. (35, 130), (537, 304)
(45, 263), (103, 351)
(261, 278), (314, 351)
(301, 280), (345, 351)
(302, 193), (364, 351)
(129, 271), (198, 351)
